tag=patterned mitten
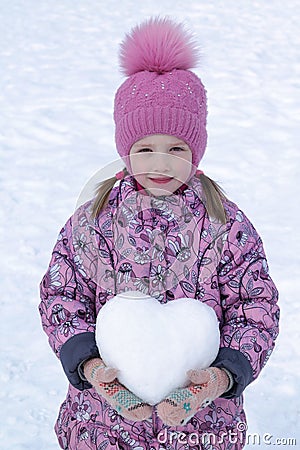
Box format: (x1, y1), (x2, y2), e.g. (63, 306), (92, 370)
(84, 358), (119, 384)
(156, 367), (230, 426)
(84, 358), (152, 421)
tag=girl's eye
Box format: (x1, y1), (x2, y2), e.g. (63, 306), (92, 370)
(170, 146), (184, 152)
(137, 148), (152, 153)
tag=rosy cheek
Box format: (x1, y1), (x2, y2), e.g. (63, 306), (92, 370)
(131, 165), (146, 178)
(132, 171), (147, 188)
(130, 155), (148, 174)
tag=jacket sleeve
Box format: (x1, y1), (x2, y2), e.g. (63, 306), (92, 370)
(39, 207), (101, 390)
(213, 206), (279, 398)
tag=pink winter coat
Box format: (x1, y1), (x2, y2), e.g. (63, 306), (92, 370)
(39, 176), (279, 449)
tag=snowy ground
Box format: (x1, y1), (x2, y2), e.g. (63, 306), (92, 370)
(0, 0), (299, 448)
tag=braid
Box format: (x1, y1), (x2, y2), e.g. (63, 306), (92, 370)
(91, 168), (128, 219)
(197, 173), (227, 224)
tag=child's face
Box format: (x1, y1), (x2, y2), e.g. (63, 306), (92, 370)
(129, 134), (193, 196)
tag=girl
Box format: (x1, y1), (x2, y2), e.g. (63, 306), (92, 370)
(39, 17), (279, 449)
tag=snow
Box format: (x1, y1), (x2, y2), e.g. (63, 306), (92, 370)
(96, 292), (220, 405)
(0, 0), (299, 448)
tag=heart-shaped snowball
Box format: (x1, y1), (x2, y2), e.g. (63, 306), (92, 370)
(96, 291), (220, 405)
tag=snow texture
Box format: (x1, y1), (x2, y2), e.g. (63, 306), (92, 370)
(96, 291), (220, 405)
(0, 0), (299, 448)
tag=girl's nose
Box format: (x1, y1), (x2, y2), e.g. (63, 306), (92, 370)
(151, 152), (171, 173)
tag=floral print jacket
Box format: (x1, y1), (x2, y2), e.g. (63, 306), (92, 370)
(39, 176), (279, 450)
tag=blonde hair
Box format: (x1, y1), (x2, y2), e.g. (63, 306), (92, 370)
(91, 169), (227, 224)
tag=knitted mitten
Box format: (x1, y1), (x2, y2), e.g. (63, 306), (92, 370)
(156, 367), (230, 426)
(84, 358), (152, 421)
(84, 358), (118, 384)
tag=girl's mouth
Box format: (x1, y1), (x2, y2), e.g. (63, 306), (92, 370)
(148, 176), (173, 184)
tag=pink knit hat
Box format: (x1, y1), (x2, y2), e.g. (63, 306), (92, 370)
(114, 17), (207, 168)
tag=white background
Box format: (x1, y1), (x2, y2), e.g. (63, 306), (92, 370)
(0, 0), (299, 448)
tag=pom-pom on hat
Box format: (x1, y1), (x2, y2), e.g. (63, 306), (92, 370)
(114, 17), (207, 168)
